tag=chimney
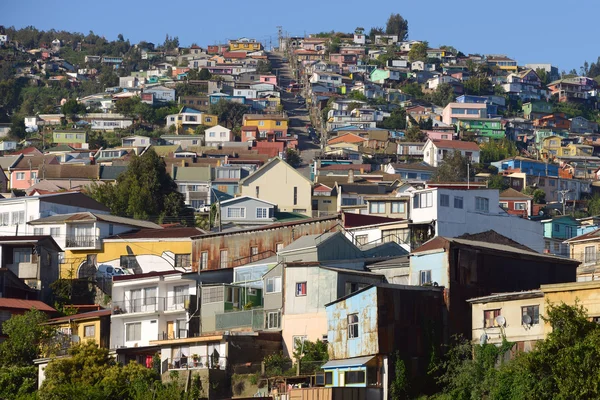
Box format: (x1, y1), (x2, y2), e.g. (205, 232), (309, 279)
(348, 169), (354, 183)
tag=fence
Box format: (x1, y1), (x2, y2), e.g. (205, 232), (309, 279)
(112, 297), (165, 314)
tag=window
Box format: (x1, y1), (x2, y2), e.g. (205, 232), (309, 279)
(120, 255), (136, 269)
(126, 322), (141, 342)
(369, 201), (385, 214)
(202, 286), (224, 304)
(325, 371), (333, 385)
(108, 224), (114, 236)
(0, 212), (8, 226)
(266, 276), (282, 293)
(484, 309), (501, 328)
(34, 228), (44, 235)
(355, 234), (368, 246)
(175, 254), (191, 269)
(267, 311), (280, 329)
(209, 132), (215, 137)
(219, 250), (228, 269)
(276, 243), (284, 252)
(440, 194), (450, 207)
(84, 325), (95, 337)
(227, 207), (245, 218)
(420, 270), (432, 285)
(296, 282), (307, 296)
(499, 202), (508, 209)
(293, 187), (298, 206)
(345, 371), (366, 384)
(200, 251), (208, 270)
(454, 196), (463, 209)
(585, 246), (596, 264)
(11, 211), (24, 225)
(475, 197), (489, 212)
(250, 246), (258, 260)
(515, 202), (527, 210)
(13, 248), (31, 263)
(255, 186), (259, 198)
(522, 305), (540, 324)
(347, 313), (359, 338)
(16, 172), (25, 180)
(554, 224), (560, 232)
(256, 208), (268, 219)
(293, 335), (307, 348)
(342, 198), (358, 206)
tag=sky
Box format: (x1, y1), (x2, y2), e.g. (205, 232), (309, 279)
(1, 0), (596, 73)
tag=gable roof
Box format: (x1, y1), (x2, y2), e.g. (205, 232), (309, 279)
(342, 212), (404, 228)
(220, 196), (276, 207)
(328, 133), (367, 145)
(239, 157), (312, 186)
(47, 309), (111, 324)
(499, 188), (533, 200)
(565, 228), (600, 243)
(9, 192), (109, 212)
(12, 155), (59, 169)
(44, 164), (99, 180)
(429, 139), (480, 151)
(0, 298), (55, 312)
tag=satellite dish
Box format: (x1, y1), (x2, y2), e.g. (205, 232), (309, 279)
(495, 315), (506, 327)
(522, 314), (532, 325)
(479, 333), (488, 345)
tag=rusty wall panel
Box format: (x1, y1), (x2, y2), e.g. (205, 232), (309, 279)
(191, 217), (340, 272)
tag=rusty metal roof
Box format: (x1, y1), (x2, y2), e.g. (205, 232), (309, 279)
(0, 298), (55, 312)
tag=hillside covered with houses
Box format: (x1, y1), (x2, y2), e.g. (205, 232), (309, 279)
(1, 13), (600, 399)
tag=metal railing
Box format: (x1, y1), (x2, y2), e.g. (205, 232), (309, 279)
(157, 329), (189, 341)
(65, 235), (100, 249)
(215, 308), (281, 331)
(112, 297), (165, 314)
(165, 294), (191, 311)
(164, 355), (227, 372)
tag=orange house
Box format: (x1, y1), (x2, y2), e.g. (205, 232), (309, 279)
(533, 113), (571, 130)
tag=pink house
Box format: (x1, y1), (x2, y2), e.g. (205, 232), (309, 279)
(442, 102), (488, 125)
(329, 53), (357, 71)
(259, 75), (278, 85)
(9, 155), (59, 190)
(424, 130), (455, 140)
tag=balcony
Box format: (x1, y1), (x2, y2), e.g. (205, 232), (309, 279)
(65, 235), (101, 250)
(214, 308), (281, 332)
(157, 329), (190, 341)
(162, 355), (227, 373)
(112, 297), (165, 314)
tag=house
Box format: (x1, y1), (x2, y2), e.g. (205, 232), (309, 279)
(172, 166), (213, 210)
(502, 69), (547, 102)
(122, 135), (154, 147)
(397, 142), (425, 158)
(456, 119), (505, 141)
(534, 113), (571, 131)
(0, 236), (62, 301)
(160, 135), (204, 149)
(486, 55), (517, 72)
(110, 271), (196, 365)
(0, 298), (55, 339)
(9, 155), (59, 190)
(522, 101), (553, 120)
(570, 116), (599, 134)
(191, 215), (341, 271)
(144, 85), (175, 103)
(541, 216), (580, 257)
(341, 212), (412, 252)
(325, 133), (367, 153)
(410, 187), (544, 252)
(442, 103), (488, 125)
(212, 165), (252, 197)
(165, 107), (219, 134)
(411, 234), (579, 337)
(242, 114), (289, 140)
(229, 38), (262, 52)
(220, 196), (276, 226)
(179, 95), (210, 112)
(27, 212), (162, 279)
(322, 284), (445, 398)
(547, 76), (598, 103)
(52, 130), (88, 149)
(422, 139), (480, 167)
(87, 113), (133, 131)
(564, 228), (600, 281)
(204, 125), (233, 147)
(239, 157), (313, 216)
(309, 72), (344, 88)
(499, 188), (533, 218)
(45, 308), (111, 348)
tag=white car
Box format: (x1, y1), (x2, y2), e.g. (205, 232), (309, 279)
(96, 264), (129, 278)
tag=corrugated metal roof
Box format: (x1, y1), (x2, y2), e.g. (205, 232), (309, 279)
(322, 356), (375, 369)
(0, 298), (55, 312)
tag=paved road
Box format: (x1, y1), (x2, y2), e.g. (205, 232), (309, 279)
(268, 52), (320, 179)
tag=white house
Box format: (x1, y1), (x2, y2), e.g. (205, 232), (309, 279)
(144, 85), (175, 103)
(87, 113), (133, 131)
(410, 187), (544, 252)
(309, 72), (344, 88)
(0, 140), (17, 151)
(110, 271), (196, 364)
(422, 139), (480, 167)
(204, 125), (232, 147)
(121, 135), (153, 147)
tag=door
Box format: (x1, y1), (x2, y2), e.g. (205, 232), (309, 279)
(167, 321), (174, 339)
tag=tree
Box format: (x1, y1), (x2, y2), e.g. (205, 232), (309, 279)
(479, 138), (518, 163)
(347, 91), (368, 102)
(385, 13), (409, 41)
(285, 148), (302, 168)
(588, 194), (600, 216)
(0, 308), (56, 367)
(408, 42), (428, 63)
(368, 26), (385, 41)
(197, 68), (212, 80)
(87, 149), (192, 224)
(256, 60), (272, 74)
(378, 107), (406, 130)
(293, 339), (328, 374)
(404, 126), (426, 142)
(463, 76), (493, 95)
(487, 174), (508, 191)
(431, 152), (469, 183)
(428, 82), (456, 107)
(389, 352), (409, 399)
(209, 99), (250, 129)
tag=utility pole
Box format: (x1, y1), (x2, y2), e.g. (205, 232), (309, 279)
(276, 26), (283, 52)
(558, 189), (569, 215)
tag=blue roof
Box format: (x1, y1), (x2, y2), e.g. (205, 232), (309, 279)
(331, 125), (387, 132)
(181, 106), (202, 114)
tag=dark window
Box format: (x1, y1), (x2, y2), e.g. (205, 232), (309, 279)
(440, 194), (450, 207)
(484, 309), (501, 327)
(325, 371), (333, 385)
(348, 314), (359, 338)
(120, 255), (136, 269)
(175, 254), (191, 269)
(522, 305), (540, 324)
(345, 370), (365, 384)
(293, 187), (298, 205)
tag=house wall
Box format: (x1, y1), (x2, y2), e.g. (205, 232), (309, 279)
(410, 251), (448, 287)
(221, 198), (275, 223)
(205, 125), (232, 146)
(543, 282), (600, 327)
(263, 263), (283, 310)
(240, 160), (312, 216)
(98, 239), (192, 274)
(470, 296), (545, 347)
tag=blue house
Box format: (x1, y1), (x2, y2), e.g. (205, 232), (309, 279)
(455, 95), (506, 116)
(492, 157), (559, 177)
(323, 284), (445, 396)
(541, 216), (586, 256)
(209, 93), (246, 105)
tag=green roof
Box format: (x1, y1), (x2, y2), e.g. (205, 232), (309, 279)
(151, 145), (181, 156)
(274, 212), (309, 223)
(173, 166), (213, 182)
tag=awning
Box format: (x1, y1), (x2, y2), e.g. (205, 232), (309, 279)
(321, 355), (376, 369)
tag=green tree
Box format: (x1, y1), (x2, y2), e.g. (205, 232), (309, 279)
(385, 13), (409, 41)
(347, 91), (368, 102)
(428, 82), (456, 107)
(400, 82), (423, 98)
(368, 26), (385, 41)
(293, 339), (328, 374)
(378, 107), (406, 130)
(408, 42), (428, 63)
(487, 174), (509, 191)
(0, 366), (38, 400)
(87, 149), (192, 223)
(479, 138), (518, 164)
(389, 352), (409, 400)
(404, 126), (426, 142)
(0, 308), (56, 367)
(431, 152), (469, 183)
(256, 60), (272, 74)
(285, 148), (302, 168)
(587, 193), (600, 216)
(209, 99), (250, 129)
(198, 68), (212, 80)
(463, 76), (493, 95)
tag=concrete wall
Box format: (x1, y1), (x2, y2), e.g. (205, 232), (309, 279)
(263, 263), (283, 310)
(410, 251), (448, 287)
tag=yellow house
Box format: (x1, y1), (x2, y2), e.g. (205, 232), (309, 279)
(312, 183), (337, 218)
(229, 38), (262, 52)
(239, 157), (312, 216)
(242, 114), (289, 138)
(540, 135), (563, 158)
(561, 143), (594, 157)
(46, 309), (112, 348)
(565, 228), (600, 281)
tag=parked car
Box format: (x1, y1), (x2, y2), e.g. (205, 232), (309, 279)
(96, 264), (129, 278)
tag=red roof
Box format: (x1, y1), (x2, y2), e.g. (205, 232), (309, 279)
(342, 212), (404, 228)
(431, 140), (479, 151)
(314, 183), (333, 192)
(328, 133), (367, 145)
(223, 52), (247, 59)
(47, 309), (111, 323)
(0, 298), (55, 312)
(10, 147), (43, 156)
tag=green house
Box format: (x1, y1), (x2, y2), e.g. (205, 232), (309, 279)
(523, 101), (552, 120)
(457, 118), (505, 139)
(53, 130), (88, 145)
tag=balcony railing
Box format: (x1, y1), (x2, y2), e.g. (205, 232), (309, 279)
(165, 295), (191, 312)
(214, 308), (281, 332)
(162, 355), (227, 373)
(112, 297), (165, 314)
(157, 329), (189, 341)
(65, 235), (100, 249)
